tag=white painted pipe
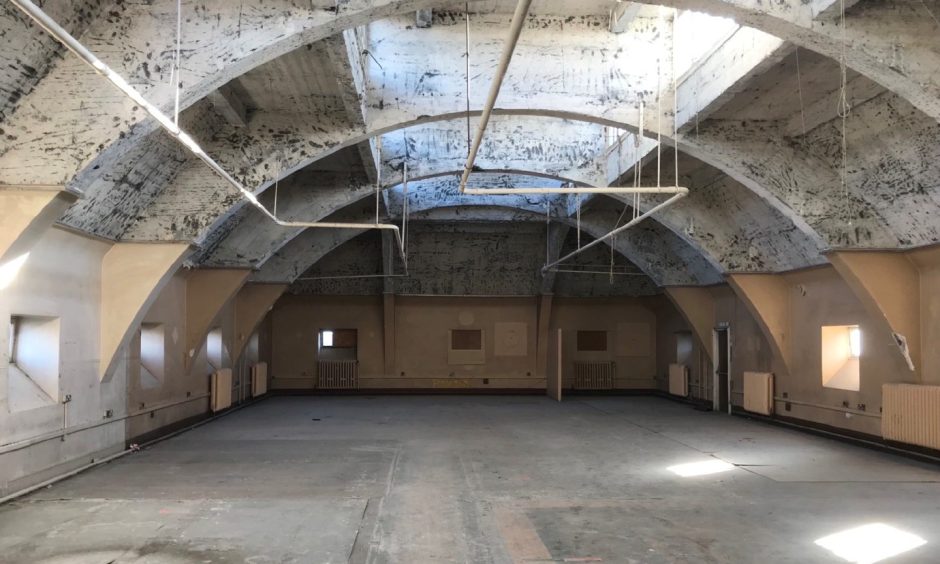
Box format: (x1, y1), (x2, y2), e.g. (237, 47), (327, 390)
(0, 393), (210, 455)
(459, 0), (533, 193)
(0, 395), (262, 505)
(541, 189), (688, 273)
(295, 274), (409, 281)
(464, 186), (688, 195)
(546, 269), (648, 276)
(9, 0), (406, 265)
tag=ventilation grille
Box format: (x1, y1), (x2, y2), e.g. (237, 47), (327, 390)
(743, 371), (774, 415)
(669, 364), (689, 397)
(574, 361), (614, 390)
(318, 360), (359, 390)
(211, 369), (233, 412)
(882, 383), (940, 450)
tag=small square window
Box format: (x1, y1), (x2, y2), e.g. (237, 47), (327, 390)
(821, 325), (861, 391)
(320, 329), (356, 349)
(7, 314), (60, 412)
(848, 326), (861, 358)
(577, 330), (607, 352)
(139, 323), (165, 389)
(451, 329), (482, 351)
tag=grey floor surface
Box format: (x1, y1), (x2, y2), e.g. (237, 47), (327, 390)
(2, 395), (939, 563)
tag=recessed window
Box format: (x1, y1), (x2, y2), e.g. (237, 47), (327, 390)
(207, 327), (227, 372)
(139, 323), (165, 390)
(848, 326), (861, 358)
(821, 325), (861, 391)
(448, 329), (484, 365)
(7, 315), (60, 412)
(319, 329), (357, 361)
(451, 329), (482, 351)
(319, 329), (356, 349)
(577, 330), (607, 352)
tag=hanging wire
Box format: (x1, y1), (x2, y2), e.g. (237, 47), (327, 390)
(672, 10), (679, 189)
(403, 162), (409, 260)
(375, 138), (382, 224)
(465, 3), (472, 159)
(836, 0), (851, 225)
(919, 0), (940, 27)
(273, 162), (279, 218)
(173, 0), (182, 126)
(545, 199), (551, 265)
(795, 47), (807, 136)
(576, 193), (581, 249)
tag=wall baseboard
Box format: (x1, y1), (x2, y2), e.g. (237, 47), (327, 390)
(732, 408), (940, 466)
(271, 388), (546, 396)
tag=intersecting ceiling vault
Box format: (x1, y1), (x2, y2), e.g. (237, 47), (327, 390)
(1, 0), (938, 296)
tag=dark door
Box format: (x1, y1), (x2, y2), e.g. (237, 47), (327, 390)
(716, 328), (730, 413)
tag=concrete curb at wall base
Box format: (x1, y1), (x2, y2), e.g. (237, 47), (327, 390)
(732, 408), (940, 467)
(0, 395), (269, 506)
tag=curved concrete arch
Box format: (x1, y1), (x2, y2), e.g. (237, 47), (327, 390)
(3, 0), (935, 196)
(250, 191), (722, 289)
(132, 113), (829, 274)
(198, 165), (731, 285)
(0, 0), (934, 278)
(0, 0), (468, 187)
(631, 0), (940, 124)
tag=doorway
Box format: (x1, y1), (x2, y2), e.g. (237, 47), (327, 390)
(713, 325), (731, 413)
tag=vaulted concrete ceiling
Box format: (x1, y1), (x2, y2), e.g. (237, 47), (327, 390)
(1, 0), (938, 296)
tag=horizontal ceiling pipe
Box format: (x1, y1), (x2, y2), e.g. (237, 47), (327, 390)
(542, 188), (689, 274)
(457, 0), (683, 202)
(10, 0), (406, 266)
(464, 186), (688, 195)
(295, 274), (409, 281)
(547, 269), (649, 277)
(459, 0), (533, 194)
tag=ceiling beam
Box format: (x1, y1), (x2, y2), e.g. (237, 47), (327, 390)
(324, 29), (378, 183)
(207, 83), (248, 128)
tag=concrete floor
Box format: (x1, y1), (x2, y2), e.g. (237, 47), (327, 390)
(2, 396), (939, 563)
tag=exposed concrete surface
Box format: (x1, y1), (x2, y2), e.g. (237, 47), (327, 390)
(2, 396), (938, 563)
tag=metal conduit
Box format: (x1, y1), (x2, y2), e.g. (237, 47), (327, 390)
(457, 0), (687, 275)
(459, 0), (534, 194)
(541, 189), (688, 273)
(10, 0), (406, 266)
